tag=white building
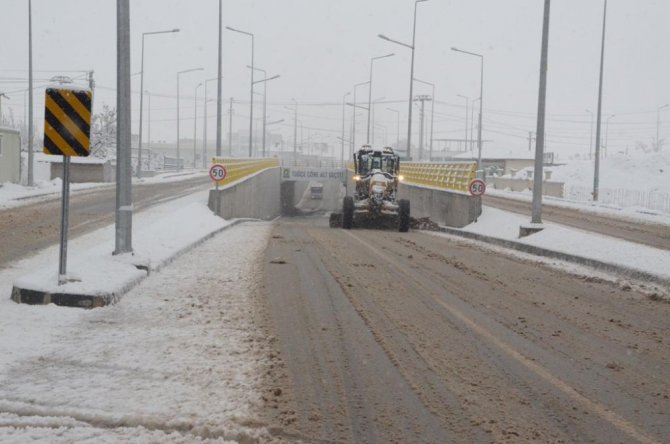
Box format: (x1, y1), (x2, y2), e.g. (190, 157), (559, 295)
(0, 127), (21, 184)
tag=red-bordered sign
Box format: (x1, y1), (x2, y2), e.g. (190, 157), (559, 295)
(209, 164), (227, 182)
(469, 179), (486, 196)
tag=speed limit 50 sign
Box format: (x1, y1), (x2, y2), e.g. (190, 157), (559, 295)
(209, 164), (227, 183)
(469, 179), (486, 196)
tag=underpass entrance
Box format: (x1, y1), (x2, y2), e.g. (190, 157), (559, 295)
(279, 166), (347, 216)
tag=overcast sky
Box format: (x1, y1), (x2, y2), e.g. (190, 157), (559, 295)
(1, 0), (669, 158)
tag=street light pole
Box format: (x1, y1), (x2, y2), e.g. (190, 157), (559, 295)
(586, 109), (594, 158)
(452, 47), (484, 170)
(530, 0), (552, 225)
(226, 26), (254, 157)
(137, 28), (179, 178)
(414, 78), (435, 158)
(176, 68), (203, 167)
(378, 0), (428, 159)
(27, 0), (34, 186)
(250, 73), (279, 157)
(367, 53), (394, 144)
(371, 96), (386, 146)
(115, 0), (132, 254)
(341, 92), (350, 163)
(203, 77), (219, 167)
(352, 81), (370, 150)
(458, 94), (470, 151)
(193, 83), (202, 168)
(216, 0), (223, 157)
(593, 0), (608, 201)
(656, 104), (669, 151)
(387, 108), (400, 149)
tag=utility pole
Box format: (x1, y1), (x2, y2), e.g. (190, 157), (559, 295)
(193, 83), (202, 168)
(531, 0), (551, 225)
(414, 95), (431, 160)
(593, 0), (608, 201)
(292, 99), (298, 160)
(228, 97), (233, 156)
(115, 0), (132, 254)
(216, 0), (223, 157)
(27, 0), (34, 186)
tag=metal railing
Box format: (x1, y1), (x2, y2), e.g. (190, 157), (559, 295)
(400, 161), (477, 193)
(211, 157), (279, 184)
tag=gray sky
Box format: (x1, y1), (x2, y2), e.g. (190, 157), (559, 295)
(1, 0), (669, 157)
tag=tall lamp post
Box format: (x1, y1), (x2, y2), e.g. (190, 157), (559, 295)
(248, 66), (279, 157)
(586, 109), (594, 158)
(414, 77), (435, 157)
(203, 77), (219, 167)
(387, 108), (400, 149)
(452, 46), (484, 170)
(378, 0), (429, 160)
(226, 26), (254, 157)
(657, 104), (669, 150)
(27, 0), (34, 186)
(193, 83), (202, 168)
(458, 94), (470, 151)
(371, 96), (386, 146)
(341, 92), (351, 163)
(137, 28), (179, 177)
(176, 68), (203, 167)
(251, 74), (279, 157)
(366, 53), (394, 144)
(593, 0), (608, 201)
(352, 81), (370, 151)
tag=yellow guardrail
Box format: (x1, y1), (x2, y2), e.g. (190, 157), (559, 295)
(399, 162), (476, 193)
(211, 158), (279, 185)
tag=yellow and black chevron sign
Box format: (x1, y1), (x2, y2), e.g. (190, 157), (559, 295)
(43, 87), (92, 157)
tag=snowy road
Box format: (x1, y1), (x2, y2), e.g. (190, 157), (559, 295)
(482, 194), (670, 250)
(262, 215), (670, 443)
(0, 175), (211, 268)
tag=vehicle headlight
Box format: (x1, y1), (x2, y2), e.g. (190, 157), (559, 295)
(353, 175), (361, 181)
(398, 175), (404, 182)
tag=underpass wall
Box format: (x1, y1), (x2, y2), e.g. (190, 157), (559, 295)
(208, 168), (281, 220)
(345, 170), (481, 228)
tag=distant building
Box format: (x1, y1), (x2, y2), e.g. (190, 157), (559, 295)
(0, 127), (21, 183)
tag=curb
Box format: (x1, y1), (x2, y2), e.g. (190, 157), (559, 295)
(437, 226), (670, 289)
(10, 218), (261, 308)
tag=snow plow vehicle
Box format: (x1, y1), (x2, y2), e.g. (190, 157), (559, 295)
(331, 145), (410, 232)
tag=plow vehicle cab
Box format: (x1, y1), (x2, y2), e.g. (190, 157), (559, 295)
(339, 145), (410, 232)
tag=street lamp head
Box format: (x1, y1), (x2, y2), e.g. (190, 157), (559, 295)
(171, 28), (180, 33)
(378, 34), (390, 42)
(660, 104), (670, 110)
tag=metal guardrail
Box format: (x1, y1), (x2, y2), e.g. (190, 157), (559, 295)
(346, 161), (476, 192)
(399, 162), (477, 193)
(211, 158), (279, 184)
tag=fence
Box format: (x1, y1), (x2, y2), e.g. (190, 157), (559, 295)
(565, 185), (670, 213)
(400, 162), (477, 193)
(211, 158), (279, 184)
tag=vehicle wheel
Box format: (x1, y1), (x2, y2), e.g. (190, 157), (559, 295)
(398, 199), (410, 232)
(342, 196), (354, 229)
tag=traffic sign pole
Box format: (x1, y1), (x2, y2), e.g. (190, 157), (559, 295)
(58, 157), (71, 285)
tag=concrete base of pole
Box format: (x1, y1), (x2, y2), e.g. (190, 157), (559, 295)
(519, 223), (545, 238)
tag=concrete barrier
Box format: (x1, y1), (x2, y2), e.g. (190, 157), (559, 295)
(489, 177), (564, 198)
(208, 167), (281, 220)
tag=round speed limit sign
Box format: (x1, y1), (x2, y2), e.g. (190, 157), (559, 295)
(469, 179), (486, 196)
(209, 164), (227, 182)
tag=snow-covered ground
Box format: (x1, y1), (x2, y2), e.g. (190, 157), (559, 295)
(434, 205), (670, 287)
(1, 149), (668, 441)
(0, 191), (277, 442)
(496, 150), (670, 218)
